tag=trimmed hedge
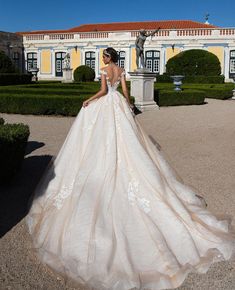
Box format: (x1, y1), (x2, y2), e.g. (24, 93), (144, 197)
(166, 49), (221, 76)
(182, 84), (234, 100)
(0, 117), (4, 125)
(0, 121), (30, 183)
(156, 74), (225, 84)
(74, 65), (96, 82)
(155, 89), (205, 106)
(0, 73), (32, 85)
(0, 95), (91, 116)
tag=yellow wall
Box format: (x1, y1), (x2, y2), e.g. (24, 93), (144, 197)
(131, 48), (137, 71)
(41, 50), (51, 74)
(166, 47), (181, 62)
(71, 48), (81, 71)
(207, 47), (224, 70)
(99, 48), (105, 68)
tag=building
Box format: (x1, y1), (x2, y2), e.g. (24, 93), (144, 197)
(0, 31), (24, 73)
(16, 20), (235, 81)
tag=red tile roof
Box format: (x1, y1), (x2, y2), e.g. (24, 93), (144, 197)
(17, 20), (217, 35)
(69, 20), (217, 32)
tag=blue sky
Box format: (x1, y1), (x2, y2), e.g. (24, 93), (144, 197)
(1, 0), (234, 33)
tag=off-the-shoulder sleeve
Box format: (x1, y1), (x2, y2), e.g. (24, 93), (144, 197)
(99, 69), (107, 75)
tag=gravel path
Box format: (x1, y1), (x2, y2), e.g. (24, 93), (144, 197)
(0, 98), (235, 290)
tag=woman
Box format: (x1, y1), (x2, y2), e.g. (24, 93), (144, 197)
(26, 47), (235, 290)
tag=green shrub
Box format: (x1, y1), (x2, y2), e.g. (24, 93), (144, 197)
(0, 123), (30, 183)
(0, 73), (32, 85)
(0, 51), (16, 73)
(156, 74), (172, 83)
(0, 94), (91, 116)
(203, 88), (233, 99)
(74, 65), (95, 82)
(166, 49), (221, 76)
(155, 89), (205, 106)
(183, 75), (224, 84)
(0, 117), (4, 125)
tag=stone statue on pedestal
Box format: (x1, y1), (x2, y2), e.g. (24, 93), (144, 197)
(63, 53), (71, 69)
(62, 53), (73, 83)
(135, 28), (160, 70)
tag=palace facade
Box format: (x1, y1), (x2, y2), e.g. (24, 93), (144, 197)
(15, 20), (235, 81)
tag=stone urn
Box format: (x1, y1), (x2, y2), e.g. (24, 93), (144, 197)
(170, 75), (185, 91)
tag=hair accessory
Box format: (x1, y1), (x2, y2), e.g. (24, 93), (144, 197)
(103, 49), (111, 57)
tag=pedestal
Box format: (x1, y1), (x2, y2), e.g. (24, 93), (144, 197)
(62, 68), (73, 83)
(128, 70), (159, 111)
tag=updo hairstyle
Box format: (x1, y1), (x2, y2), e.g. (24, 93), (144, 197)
(103, 47), (118, 63)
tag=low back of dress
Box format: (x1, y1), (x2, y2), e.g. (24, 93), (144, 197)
(100, 68), (125, 91)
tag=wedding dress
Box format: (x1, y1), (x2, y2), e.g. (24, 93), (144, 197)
(26, 69), (235, 290)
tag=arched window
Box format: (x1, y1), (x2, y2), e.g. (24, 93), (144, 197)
(117, 51), (125, 68)
(55, 52), (66, 77)
(27, 52), (37, 72)
(145, 50), (160, 73)
(229, 50), (235, 78)
(85, 51), (96, 70)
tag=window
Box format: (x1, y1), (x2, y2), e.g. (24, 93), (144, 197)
(13, 52), (20, 69)
(85, 51), (96, 70)
(145, 50), (160, 73)
(27, 52), (37, 71)
(117, 51), (125, 68)
(55, 52), (66, 77)
(229, 50), (235, 77)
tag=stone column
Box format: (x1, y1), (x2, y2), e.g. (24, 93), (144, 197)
(129, 71), (159, 111)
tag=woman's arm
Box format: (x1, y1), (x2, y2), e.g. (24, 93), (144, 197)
(83, 72), (107, 107)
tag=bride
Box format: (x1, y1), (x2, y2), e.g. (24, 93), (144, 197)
(26, 47), (235, 290)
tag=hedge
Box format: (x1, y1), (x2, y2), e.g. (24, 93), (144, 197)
(74, 65), (96, 82)
(156, 74), (225, 84)
(0, 122), (30, 183)
(0, 73), (32, 85)
(0, 95), (91, 116)
(155, 89), (205, 106)
(166, 49), (221, 76)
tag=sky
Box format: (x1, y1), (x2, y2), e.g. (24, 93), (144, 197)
(1, 0), (234, 33)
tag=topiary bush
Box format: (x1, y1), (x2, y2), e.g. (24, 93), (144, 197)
(166, 49), (221, 76)
(0, 122), (30, 183)
(74, 65), (95, 82)
(0, 50), (16, 73)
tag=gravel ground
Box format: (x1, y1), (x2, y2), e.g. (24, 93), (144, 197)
(0, 98), (235, 290)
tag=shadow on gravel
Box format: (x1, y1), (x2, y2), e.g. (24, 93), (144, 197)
(25, 141), (45, 155)
(0, 141), (54, 238)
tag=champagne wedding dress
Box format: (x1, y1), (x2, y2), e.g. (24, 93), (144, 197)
(26, 69), (235, 290)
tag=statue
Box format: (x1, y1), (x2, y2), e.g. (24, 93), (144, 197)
(63, 53), (71, 69)
(135, 28), (160, 70)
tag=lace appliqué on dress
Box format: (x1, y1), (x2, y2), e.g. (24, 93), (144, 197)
(128, 177), (151, 214)
(52, 180), (75, 209)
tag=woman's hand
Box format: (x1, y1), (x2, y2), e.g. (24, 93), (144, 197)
(130, 104), (135, 109)
(83, 99), (90, 108)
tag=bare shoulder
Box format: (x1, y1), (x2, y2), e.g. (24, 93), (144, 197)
(100, 67), (108, 74)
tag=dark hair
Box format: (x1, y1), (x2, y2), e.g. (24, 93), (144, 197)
(103, 47), (118, 63)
